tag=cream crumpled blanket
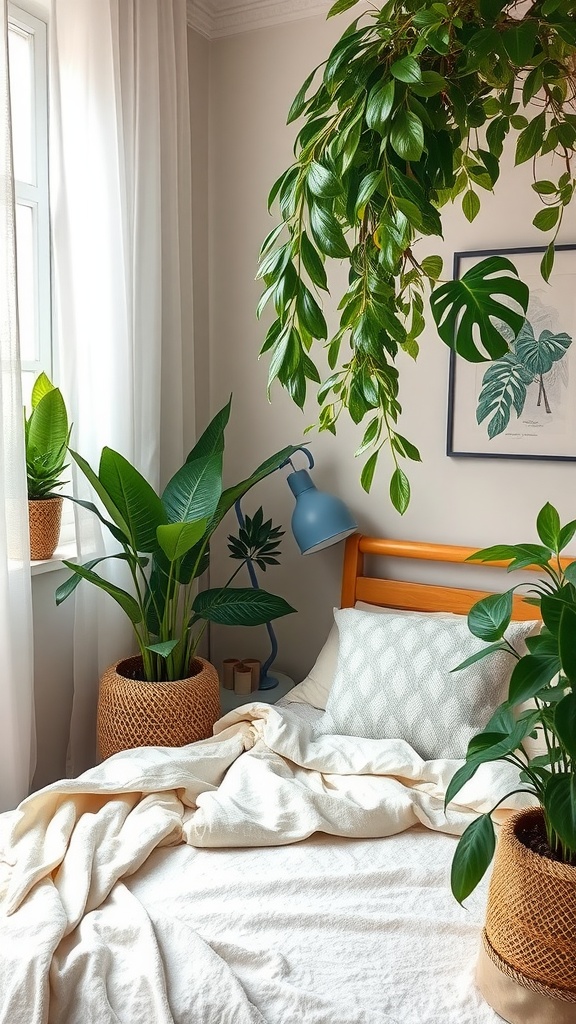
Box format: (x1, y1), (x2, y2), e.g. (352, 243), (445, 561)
(0, 703), (522, 1024)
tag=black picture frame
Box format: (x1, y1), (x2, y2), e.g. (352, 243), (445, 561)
(446, 244), (576, 462)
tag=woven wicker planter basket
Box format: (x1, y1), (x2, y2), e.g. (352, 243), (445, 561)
(97, 655), (221, 759)
(477, 807), (576, 1024)
(28, 496), (63, 560)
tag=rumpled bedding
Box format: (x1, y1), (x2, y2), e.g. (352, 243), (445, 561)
(0, 702), (526, 1023)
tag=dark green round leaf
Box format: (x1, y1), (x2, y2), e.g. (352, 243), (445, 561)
(467, 590), (513, 642)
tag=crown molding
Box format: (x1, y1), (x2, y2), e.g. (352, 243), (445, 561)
(187, 0), (331, 39)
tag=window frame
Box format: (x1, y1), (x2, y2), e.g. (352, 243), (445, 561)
(9, 1), (52, 384)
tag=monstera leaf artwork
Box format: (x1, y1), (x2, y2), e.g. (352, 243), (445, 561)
(476, 321), (572, 438)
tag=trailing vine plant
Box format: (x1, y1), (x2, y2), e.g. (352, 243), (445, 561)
(257, 0), (576, 512)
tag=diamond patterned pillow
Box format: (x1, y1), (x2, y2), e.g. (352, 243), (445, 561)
(321, 607), (538, 760)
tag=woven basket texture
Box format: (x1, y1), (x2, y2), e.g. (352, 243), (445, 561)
(97, 656), (221, 759)
(485, 807), (576, 994)
(28, 497), (63, 560)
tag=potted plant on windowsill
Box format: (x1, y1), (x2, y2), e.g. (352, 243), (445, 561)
(56, 397), (298, 758)
(446, 503), (576, 1023)
(26, 373), (71, 560)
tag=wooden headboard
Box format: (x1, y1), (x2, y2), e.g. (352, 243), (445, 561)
(340, 535), (572, 620)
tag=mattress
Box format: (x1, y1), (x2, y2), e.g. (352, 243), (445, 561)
(121, 697), (501, 1024)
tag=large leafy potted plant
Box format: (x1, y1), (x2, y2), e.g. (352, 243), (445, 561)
(56, 398), (298, 757)
(446, 503), (576, 1022)
(26, 373), (71, 560)
(258, 0), (576, 511)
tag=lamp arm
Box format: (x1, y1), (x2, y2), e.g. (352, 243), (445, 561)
(279, 446), (314, 472)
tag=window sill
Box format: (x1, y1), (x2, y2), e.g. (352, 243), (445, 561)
(30, 542), (78, 576)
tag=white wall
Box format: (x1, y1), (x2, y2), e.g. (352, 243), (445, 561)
(207, 14), (576, 685)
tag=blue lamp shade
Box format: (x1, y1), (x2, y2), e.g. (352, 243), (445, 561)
(287, 469), (357, 555)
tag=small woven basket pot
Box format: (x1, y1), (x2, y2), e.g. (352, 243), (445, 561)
(477, 807), (576, 1024)
(28, 496), (63, 560)
(97, 655), (221, 759)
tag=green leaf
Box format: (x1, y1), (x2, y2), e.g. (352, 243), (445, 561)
(69, 448), (131, 540)
(532, 180), (557, 196)
(476, 353), (532, 438)
(390, 55), (421, 84)
(296, 284), (328, 339)
(515, 113), (546, 165)
(522, 66), (543, 106)
(360, 451), (378, 493)
(309, 202), (350, 259)
(300, 231), (328, 290)
(60, 560), (142, 624)
(287, 67), (319, 124)
(430, 256), (529, 362)
(156, 520), (208, 562)
(307, 161), (343, 199)
(555, 693), (576, 759)
(541, 243), (555, 283)
(533, 206), (560, 232)
(390, 110), (424, 163)
(462, 190), (480, 223)
(193, 587), (295, 626)
(185, 397), (231, 463)
(355, 171), (385, 218)
(390, 466), (410, 514)
(546, 774), (576, 851)
(327, 0), (360, 16)
(508, 654), (560, 705)
(536, 503), (561, 551)
(446, 714), (539, 807)
(515, 321), (571, 376)
(467, 590), (513, 642)
(31, 371), (56, 409)
(55, 554), (130, 605)
(411, 70), (446, 97)
(559, 525), (576, 553)
(98, 448), (167, 553)
(366, 80), (395, 134)
(162, 453), (223, 525)
(451, 642), (508, 672)
(450, 814), (496, 905)
(421, 255), (443, 281)
(559, 604), (576, 684)
(146, 639), (180, 659)
(502, 21), (538, 65)
(27, 387), (69, 465)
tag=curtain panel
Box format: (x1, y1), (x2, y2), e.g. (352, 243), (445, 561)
(49, 0), (193, 772)
(0, 0), (36, 811)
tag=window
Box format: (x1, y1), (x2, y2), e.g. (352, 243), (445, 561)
(8, 3), (51, 410)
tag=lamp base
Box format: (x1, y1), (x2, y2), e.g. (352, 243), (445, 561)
(258, 673), (279, 691)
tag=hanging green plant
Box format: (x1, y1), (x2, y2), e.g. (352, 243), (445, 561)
(257, 0), (576, 512)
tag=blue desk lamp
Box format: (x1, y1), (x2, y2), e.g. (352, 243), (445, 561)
(235, 446), (357, 690)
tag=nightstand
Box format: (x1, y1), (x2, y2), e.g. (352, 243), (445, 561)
(219, 671), (295, 715)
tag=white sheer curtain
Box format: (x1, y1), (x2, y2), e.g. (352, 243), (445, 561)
(0, 0), (35, 811)
(49, 0), (193, 773)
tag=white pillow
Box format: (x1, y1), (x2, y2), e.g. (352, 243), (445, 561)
(287, 602), (460, 709)
(320, 606), (539, 760)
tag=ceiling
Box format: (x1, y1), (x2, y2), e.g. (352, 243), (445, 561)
(186, 0), (332, 38)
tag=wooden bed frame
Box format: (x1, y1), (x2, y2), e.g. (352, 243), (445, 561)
(340, 534), (572, 619)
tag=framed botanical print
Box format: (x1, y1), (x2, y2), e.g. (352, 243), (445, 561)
(447, 245), (576, 461)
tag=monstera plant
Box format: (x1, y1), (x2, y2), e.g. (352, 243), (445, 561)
(257, 0), (576, 511)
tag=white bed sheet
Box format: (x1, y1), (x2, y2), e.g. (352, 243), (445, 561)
(121, 697), (501, 1024)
